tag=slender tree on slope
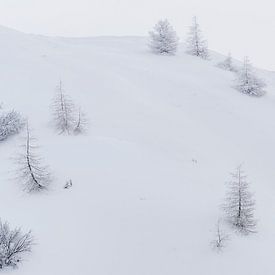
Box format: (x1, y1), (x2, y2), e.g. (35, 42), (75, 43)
(211, 219), (229, 251)
(223, 165), (256, 234)
(51, 80), (76, 134)
(186, 16), (208, 59)
(74, 107), (88, 135)
(235, 57), (266, 96)
(149, 19), (179, 55)
(16, 123), (51, 192)
(217, 53), (237, 72)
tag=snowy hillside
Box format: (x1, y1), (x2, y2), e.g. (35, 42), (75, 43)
(1, 25), (275, 274)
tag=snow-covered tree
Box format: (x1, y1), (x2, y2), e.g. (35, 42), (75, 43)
(234, 57), (266, 96)
(51, 80), (76, 134)
(211, 219), (229, 251)
(149, 19), (179, 55)
(186, 16), (208, 59)
(74, 107), (88, 135)
(223, 165), (256, 234)
(0, 220), (33, 269)
(16, 123), (51, 192)
(217, 53), (237, 72)
(0, 110), (25, 142)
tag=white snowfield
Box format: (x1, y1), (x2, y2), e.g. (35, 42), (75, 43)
(1, 25), (275, 275)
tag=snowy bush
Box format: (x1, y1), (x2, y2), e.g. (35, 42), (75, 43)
(186, 16), (208, 59)
(0, 110), (25, 142)
(217, 53), (237, 72)
(0, 220), (33, 269)
(148, 19), (179, 55)
(234, 57), (266, 97)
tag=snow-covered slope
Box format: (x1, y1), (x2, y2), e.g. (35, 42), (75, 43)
(0, 25), (275, 275)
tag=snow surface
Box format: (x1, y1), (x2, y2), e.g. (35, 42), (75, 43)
(0, 25), (275, 274)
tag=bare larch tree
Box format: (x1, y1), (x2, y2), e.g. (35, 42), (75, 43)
(51, 80), (76, 134)
(223, 165), (256, 234)
(16, 123), (51, 192)
(186, 16), (208, 59)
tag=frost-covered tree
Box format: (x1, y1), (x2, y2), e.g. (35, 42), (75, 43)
(211, 219), (229, 251)
(217, 53), (237, 72)
(234, 57), (266, 96)
(51, 80), (76, 134)
(149, 19), (179, 55)
(186, 16), (208, 59)
(16, 123), (51, 192)
(223, 165), (256, 234)
(0, 220), (33, 269)
(74, 107), (88, 135)
(0, 110), (25, 142)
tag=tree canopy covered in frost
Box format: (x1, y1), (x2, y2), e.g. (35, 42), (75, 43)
(234, 57), (266, 96)
(149, 19), (179, 55)
(0, 220), (33, 269)
(186, 16), (208, 59)
(0, 110), (25, 142)
(51, 81), (76, 134)
(51, 81), (87, 135)
(223, 165), (256, 234)
(217, 53), (237, 72)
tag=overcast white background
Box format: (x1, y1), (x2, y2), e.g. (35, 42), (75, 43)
(0, 0), (274, 70)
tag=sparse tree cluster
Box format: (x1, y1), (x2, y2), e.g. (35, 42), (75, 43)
(0, 79), (88, 269)
(234, 57), (266, 97)
(15, 123), (52, 192)
(148, 18), (268, 96)
(149, 19), (179, 55)
(148, 17), (209, 58)
(51, 81), (87, 135)
(0, 110), (25, 142)
(0, 220), (33, 269)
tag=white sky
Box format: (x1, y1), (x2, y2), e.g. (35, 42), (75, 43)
(0, 0), (274, 70)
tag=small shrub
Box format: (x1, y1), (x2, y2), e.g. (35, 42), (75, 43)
(0, 220), (33, 269)
(0, 110), (25, 142)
